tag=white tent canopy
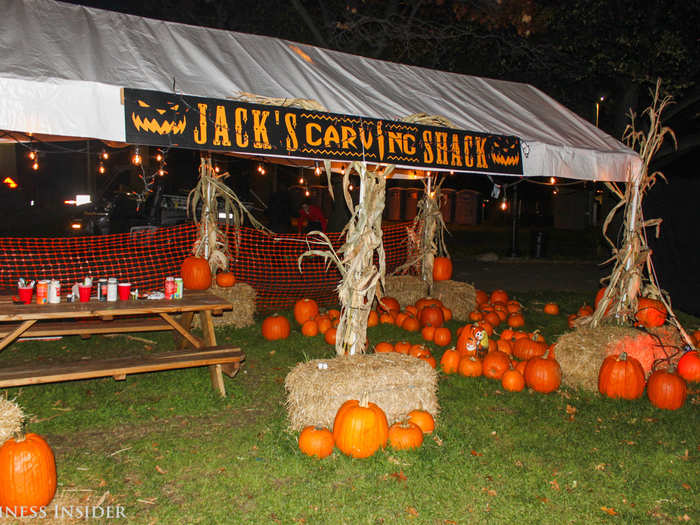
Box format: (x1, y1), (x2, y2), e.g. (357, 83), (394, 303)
(0, 0), (639, 181)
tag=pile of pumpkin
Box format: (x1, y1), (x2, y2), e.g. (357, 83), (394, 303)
(298, 397), (435, 459)
(567, 287), (669, 329)
(261, 298), (342, 344)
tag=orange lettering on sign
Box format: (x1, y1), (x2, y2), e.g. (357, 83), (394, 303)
(324, 125), (340, 148)
(234, 107), (248, 147)
(306, 123), (322, 146)
(403, 133), (416, 156)
(341, 126), (357, 150)
(388, 131), (403, 154)
(252, 110), (271, 149)
(422, 130), (434, 164)
(436, 132), (448, 165)
(212, 105), (231, 146)
(193, 103), (208, 145)
(463, 136), (474, 167)
(451, 134), (462, 166)
(475, 136), (487, 168)
(285, 113), (298, 151)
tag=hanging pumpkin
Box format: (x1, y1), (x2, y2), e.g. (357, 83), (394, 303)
(524, 349), (562, 393)
(433, 257), (453, 281)
(181, 255), (212, 290)
(439, 347), (461, 374)
(598, 352), (646, 400)
(294, 298), (319, 325)
(482, 350), (511, 380)
(388, 421), (424, 450)
(215, 271), (236, 287)
(298, 426), (334, 458)
(646, 367), (687, 410)
(636, 297), (667, 328)
(0, 433), (57, 516)
(333, 396), (388, 458)
(501, 368), (525, 392)
(677, 350), (700, 383)
(407, 410), (435, 434)
(261, 314), (291, 340)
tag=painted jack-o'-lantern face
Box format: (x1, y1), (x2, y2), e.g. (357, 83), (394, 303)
(131, 100), (186, 135)
(489, 137), (521, 167)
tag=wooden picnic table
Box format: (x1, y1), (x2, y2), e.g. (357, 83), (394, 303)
(0, 290), (244, 396)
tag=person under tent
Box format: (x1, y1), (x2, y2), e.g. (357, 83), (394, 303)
(297, 200), (327, 234)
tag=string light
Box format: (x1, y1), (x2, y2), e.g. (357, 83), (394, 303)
(299, 177), (304, 184)
(500, 198), (508, 211)
(101, 150), (109, 160)
(257, 163), (266, 175)
(348, 184), (354, 191)
(28, 151), (37, 160)
(132, 146), (142, 165)
(314, 163), (321, 176)
(304, 189), (310, 197)
(155, 152), (163, 162)
(32, 159), (39, 171)
(214, 165), (220, 174)
(553, 189), (559, 195)
(158, 168), (167, 177)
(550, 176), (556, 184)
(98, 162), (106, 174)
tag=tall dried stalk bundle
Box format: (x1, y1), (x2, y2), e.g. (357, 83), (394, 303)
(299, 162), (394, 355)
(392, 177), (449, 293)
(584, 80), (690, 344)
(188, 155), (268, 273)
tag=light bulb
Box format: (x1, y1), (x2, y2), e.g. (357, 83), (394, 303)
(28, 151), (36, 160)
(500, 200), (507, 211)
(348, 184), (354, 191)
(260, 167), (266, 175)
(158, 169), (166, 177)
(304, 190), (310, 197)
(101, 150), (109, 160)
(98, 163), (106, 174)
(32, 160), (39, 171)
(155, 153), (163, 162)
(314, 165), (321, 175)
(550, 176), (556, 184)
(214, 165), (220, 174)
(299, 177), (304, 184)
(132, 147), (142, 165)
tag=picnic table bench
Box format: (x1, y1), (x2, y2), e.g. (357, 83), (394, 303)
(0, 290), (244, 396)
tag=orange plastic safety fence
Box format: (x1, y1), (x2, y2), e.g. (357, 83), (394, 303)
(0, 222), (415, 313)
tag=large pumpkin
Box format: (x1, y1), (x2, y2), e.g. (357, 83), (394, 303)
(333, 397), (389, 458)
(646, 367), (687, 410)
(0, 433), (57, 516)
(598, 352), (646, 400)
(180, 256), (212, 290)
(636, 297), (667, 328)
(261, 314), (291, 340)
(294, 298), (319, 325)
(432, 257), (453, 281)
(215, 271), (236, 287)
(298, 426), (334, 458)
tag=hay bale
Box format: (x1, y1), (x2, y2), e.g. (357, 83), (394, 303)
(433, 280), (476, 322)
(285, 353), (439, 431)
(0, 397), (23, 445)
(193, 283), (256, 329)
(555, 325), (683, 391)
(384, 275), (428, 308)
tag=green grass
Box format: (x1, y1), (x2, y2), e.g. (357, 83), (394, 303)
(2, 293), (698, 524)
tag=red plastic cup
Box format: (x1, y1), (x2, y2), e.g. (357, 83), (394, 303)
(78, 285), (92, 302)
(118, 283), (131, 301)
(18, 286), (33, 304)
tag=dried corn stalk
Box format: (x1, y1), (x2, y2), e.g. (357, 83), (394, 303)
(299, 162), (394, 355)
(392, 177), (449, 294)
(233, 92), (327, 112)
(188, 155), (269, 274)
(584, 80), (691, 345)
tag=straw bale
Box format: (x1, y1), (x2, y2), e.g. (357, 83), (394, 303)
(433, 280), (476, 322)
(0, 397), (24, 445)
(193, 283), (256, 329)
(384, 275), (428, 308)
(285, 353), (439, 431)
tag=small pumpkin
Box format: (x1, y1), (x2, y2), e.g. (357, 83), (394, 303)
(506, 300), (522, 314)
(475, 289), (489, 306)
(524, 349), (562, 394)
(420, 305), (445, 327)
(377, 296), (400, 314)
(301, 319), (319, 337)
(636, 297), (667, 328)
(380, 312), (396, 325)
(433, 256), (453, 281)
(374, 342), (394, 353)
(215, 271), (236, 287)
(316, 316), (332, 334)
(598, 352), (646, 400)
(388, 421), (424, 450)
(441, 306), (453, 322)
(513, 337), (547, 361)
(506, 313), (525, 328)
(496, 338), (513, 355)
(0, 433), (57, 516)
(458, 356), (483, 377)
(543, 303), (560, 315)
(394, 341), (412, 355)
(647, 367), (687, 410)
(421, 325), (436, 342)
(298, 426), (334, 458)
(490, 289), (509, 304)
(501, 368), (525, 392)
(482, 350), (511, 380)
(433, 327), (452, 347)
(333, 396), (389, 458)
(261, 314), (291, 340)
(367, 310), (379, 327)
(181, 255), (212, 290)
(407, 410), (435, 434)
(484, 312), (501, 328)
(324, 327), (337, 345)
(294, 298), (319, 325)
(401, 316), (421, 332)
(469, 310), (484, 322)
(677, 350), (700, 383)
(439, 347), (461, 374)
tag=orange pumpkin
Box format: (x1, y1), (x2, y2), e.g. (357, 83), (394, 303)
(324, 327), (337, 345)
(506, 313), (525, 328)
(433, 327), (452, 347)
(506, 300), (522, 314)
(636, 297), (667, 328)
(421, 325), (436, 342)
(407, 410), (435, 434)
(475, 289), (489, 306)
(215, 271), (236, 287)
(301, 319), (319, 337)
(401, 316), (421, 332)
(439, 347), (461, 374)
(327, 309), (341, 320)
(367, 310), (379, 327)
(394, 311), (409, 328)
(380, 312), (396, 325)
(496, 338), (513, 355)
(0, 433), (57, 516)
(524, 350), (562, 393)
(513, 337), (546, 361)
(458, 356), (483, 377)
(374, 342), (394, 353)
(394, 341), (412, 355)
(333, 397), (388, 458)
(482, 350), (511, 380)
(441, 306), (453, 322)
(181, 255), (212, 290)
(469, 310), (483, 322)
(388, 421), (424, 450)
(377, 296), (400, 314)
(419, 305), (445, 327)
(316, 316), (332, 334)
(261, 314), (291, 340)
(294, 298), (319, 325)
(501, 368), (525, 392)
(298, 426), (334, 458)
(484, 312), (501, 328)
(490, 289), (509, 304)
(433, 257), (453, 281)
(543, 303), (560, 315)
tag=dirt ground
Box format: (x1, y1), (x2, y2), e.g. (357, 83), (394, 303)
(452, 257), (609, 293)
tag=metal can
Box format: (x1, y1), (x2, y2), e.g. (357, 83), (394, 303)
(48, 280), (61, 303)
(36, 280), (49, 304)
(97, 278), (108, 301)
(174, 277), (183, 299)
(164, 276), (176, 300)
(107, 278), (118, 302)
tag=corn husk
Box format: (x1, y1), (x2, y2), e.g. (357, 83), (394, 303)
(0, 396), (24, 445)
(284, 353), (438, 431)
